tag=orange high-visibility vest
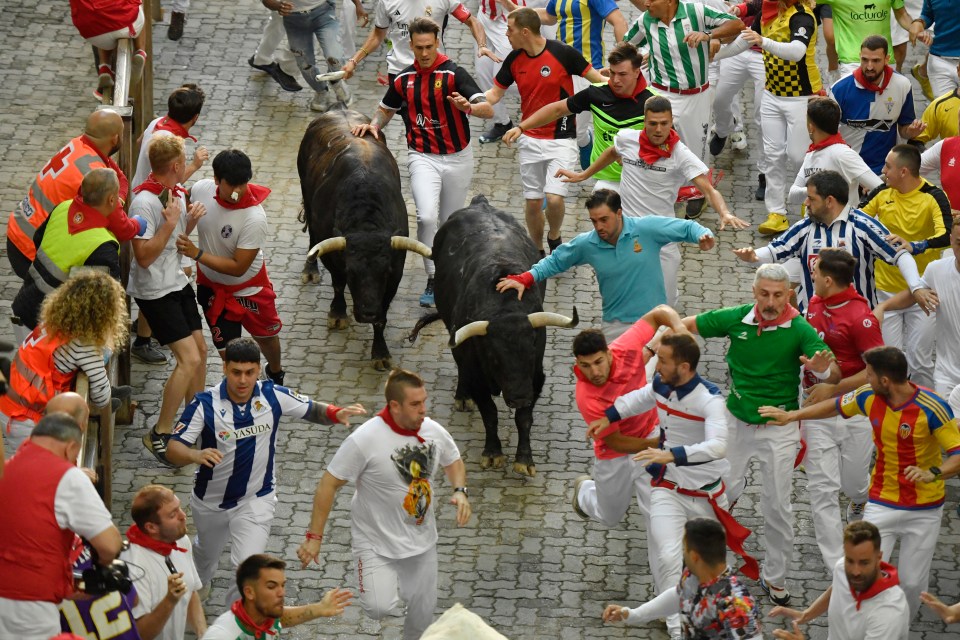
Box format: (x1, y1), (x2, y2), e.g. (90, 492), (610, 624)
(0, 327), (74, 424)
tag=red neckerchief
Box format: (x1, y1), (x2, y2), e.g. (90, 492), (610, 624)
(754, 303), (800, 335)
(413, 53), (450, 75)
(154, 115), (198, 142)
(213, 183), (271, 210)
(854, 65), (894, 94)
(638, 129), (680, 165)
(850, 561), (900, 611)
(230, 599), (277, 639)
(810, 285), (866, 309)
(132, 173), (187, 198)
(761, 0), (798, 25)
(610, 73), (649, 98)
(378, 406), (425, 443)
(66, 197), (110, 234)
(808, 132), (848, 153)
(125, 524), (186, 557)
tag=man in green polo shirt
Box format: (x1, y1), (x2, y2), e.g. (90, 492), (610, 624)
(682, 263), (839, 607)
(502, 42), (655, 192)
(817, 0), (921, 71)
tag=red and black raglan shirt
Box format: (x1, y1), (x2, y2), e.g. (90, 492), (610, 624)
(495, 39), (592, 140)
(381, 54), (486, 154)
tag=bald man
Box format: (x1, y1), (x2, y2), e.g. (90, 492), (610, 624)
(5, 109), (134, 280)
(45, 393), (91, 429)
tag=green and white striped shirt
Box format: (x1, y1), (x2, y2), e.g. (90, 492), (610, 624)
(625, 2), (736, 90)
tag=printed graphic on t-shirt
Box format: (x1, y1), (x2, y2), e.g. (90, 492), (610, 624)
(392, 442), (438, 525)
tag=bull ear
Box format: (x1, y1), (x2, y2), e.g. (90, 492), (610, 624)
(307, 236), (347, 259)
(452, 320), (489, 347)
(390, 236), (432, 258)
(528, 306), (579, 329)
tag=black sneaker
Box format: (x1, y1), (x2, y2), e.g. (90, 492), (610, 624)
(755, 173), (766, 201)
(685, 198), (707, 219)
(265, 365), (286, 386)
(168, 11), (185, 41)
(709, 133), (727, 157)
(248, 56), (302, 92)
(479, 121), (513, 144)
(547, 236), (563, 253)
(142, 426), (176, 468)
(419, 278), (435, 307)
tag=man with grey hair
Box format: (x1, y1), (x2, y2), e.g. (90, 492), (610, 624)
(0, 413), (123, 639)
(682, 263), (840, 607)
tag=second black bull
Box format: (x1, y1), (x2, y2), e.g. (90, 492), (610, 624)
(410, 195), (578, 477)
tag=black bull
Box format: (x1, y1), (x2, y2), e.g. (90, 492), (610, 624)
(410, 196), (578, 476)
(297, 110), (431, 370)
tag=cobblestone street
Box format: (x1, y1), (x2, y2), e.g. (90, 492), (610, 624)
(1, 1), (958, 638)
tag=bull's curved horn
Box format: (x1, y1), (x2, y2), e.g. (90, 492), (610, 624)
(307, 236), (347, 259)
(390, 236), (432, 258)
(452, 320), (490, 347)
(528, 306), (580, 329)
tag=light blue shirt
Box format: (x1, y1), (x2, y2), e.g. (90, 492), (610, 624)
(531, 215), (710, 322)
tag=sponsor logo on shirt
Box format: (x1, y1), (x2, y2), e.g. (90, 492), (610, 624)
(223, 423), (272, 441)
(847, 5), (887, 22)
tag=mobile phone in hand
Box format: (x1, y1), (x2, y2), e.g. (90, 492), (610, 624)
(159, 188), (170, 207)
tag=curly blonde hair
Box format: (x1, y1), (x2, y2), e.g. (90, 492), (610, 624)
(40, 270), (128, 349)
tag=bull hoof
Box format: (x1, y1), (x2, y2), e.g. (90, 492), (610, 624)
(512, 461), (537, 477)
(371, 357), (392, 371)
(301, 260), (321, 284)
(327, 315), (349, 330)
(454, 398), (476, 412)
(480, 453), (506, 470)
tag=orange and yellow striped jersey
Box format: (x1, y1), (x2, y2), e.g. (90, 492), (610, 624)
(837, 383), (960, 510)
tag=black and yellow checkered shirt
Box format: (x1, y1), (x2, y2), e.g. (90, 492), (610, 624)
(757, 4), (821, 97)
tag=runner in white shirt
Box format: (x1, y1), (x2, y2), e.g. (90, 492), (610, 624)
(131, 85), (207, 190)
(340, 0), (497, 80)
(558, 96), (747, 306)
(787, 97), (882, 206)
(164, 338), (365, 604)
(297, 369), (471, 640)
(769, 521), (909, 640)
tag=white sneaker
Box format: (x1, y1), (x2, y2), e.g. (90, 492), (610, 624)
(730, 131), (747, 151)
(332, 81), (354, 107)
(846, 501), (866, 522)
(309, 91), (332, 112)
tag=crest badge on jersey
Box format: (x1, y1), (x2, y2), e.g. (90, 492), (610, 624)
(221, 224), (233, 239)
(540, 65), (551, 78)
(434, 79), (442, 89)
(254, 400), (264, 412)
(863, 318), (873, 328)
(425, 6), (432, 15)
(898, 422), (912, 439)
(73, 211), (84, 224)
(840, 391), (855, 406)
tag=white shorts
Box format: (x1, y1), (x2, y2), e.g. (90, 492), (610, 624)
(85, 7), (145, 49)
(592, 179), (620, 193)
(517, 136), (578, 199)
(890, 0), (924, 47)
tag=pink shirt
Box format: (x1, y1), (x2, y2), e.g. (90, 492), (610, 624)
(575, 320), (659, 460)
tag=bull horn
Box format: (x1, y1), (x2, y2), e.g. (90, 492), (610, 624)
(307, 236), (347, 259)
(391, 236), (432, 258)
(452, 320), (490, 347)
(528, 307), (579, 329)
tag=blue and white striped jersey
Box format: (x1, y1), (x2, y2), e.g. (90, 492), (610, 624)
(754, 206), (920, 311)
(172, 380), (312, 510)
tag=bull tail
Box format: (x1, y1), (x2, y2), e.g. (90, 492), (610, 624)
(297, 206), (308, 231)
(407, 313), (442, 343)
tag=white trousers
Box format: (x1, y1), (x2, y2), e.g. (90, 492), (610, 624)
(353, 545), (438, 640)
(170, 0), (189, 13)
(928, 54), (960, 98)
(408, 146), (473, 276)
(661, 242), (680, 309)
(0, 599), (59, 640)
(577, 455), (652, 525)
(665, 89), (714, 168)
(192, 493), (276, 603)
(803, 414), (873, 572)
(253, 11), (299, 77)
(573, 75), (593, 147)
(864, 502), (943, 618)
(877, 289), (935, 388)
(725, 413), (799, 587)
(337, 0), (357, 57)
(648, 485), (727, 637)
(1, 412), (35, 458)
(761, 93), (810, 215)
(713, 49), (767, 174)
(476, 13), (518, 126)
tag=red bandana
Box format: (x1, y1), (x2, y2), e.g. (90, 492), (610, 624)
(125, 524), (186, 557)
(808, 132), (848, 153)
(853, 65), (894, 94)
(66, 197), (110, 234)
(154, 116), (198, 142)
(638, 129), (680, 165)
(214, 183), (271, 210)
(850, 562), (900, 611)
(414, 53), (450, 74)
(378, 406), (425, 443)
(761, 0), (798, 25)
(812, 284), (867, 309)
(230, 599), (277, 639)
(132, 173), (187, 198)
(754, 303), (800, 335)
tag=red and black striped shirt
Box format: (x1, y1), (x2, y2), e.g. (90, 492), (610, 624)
(381, 54), (485, 154)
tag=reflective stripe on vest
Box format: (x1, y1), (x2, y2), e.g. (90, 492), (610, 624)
(28, 200), (118, 294)
(0, 327), (72, 423)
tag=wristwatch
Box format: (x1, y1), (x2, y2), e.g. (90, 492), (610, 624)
(453, 486), (469, 497)
(929, 466), (942, 479)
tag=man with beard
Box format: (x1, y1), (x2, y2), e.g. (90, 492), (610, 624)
(767, 521), (909, 640)
(202, 554), (352, 639)
(760, 346), (960, 619)
(681, 263), (840, 606)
